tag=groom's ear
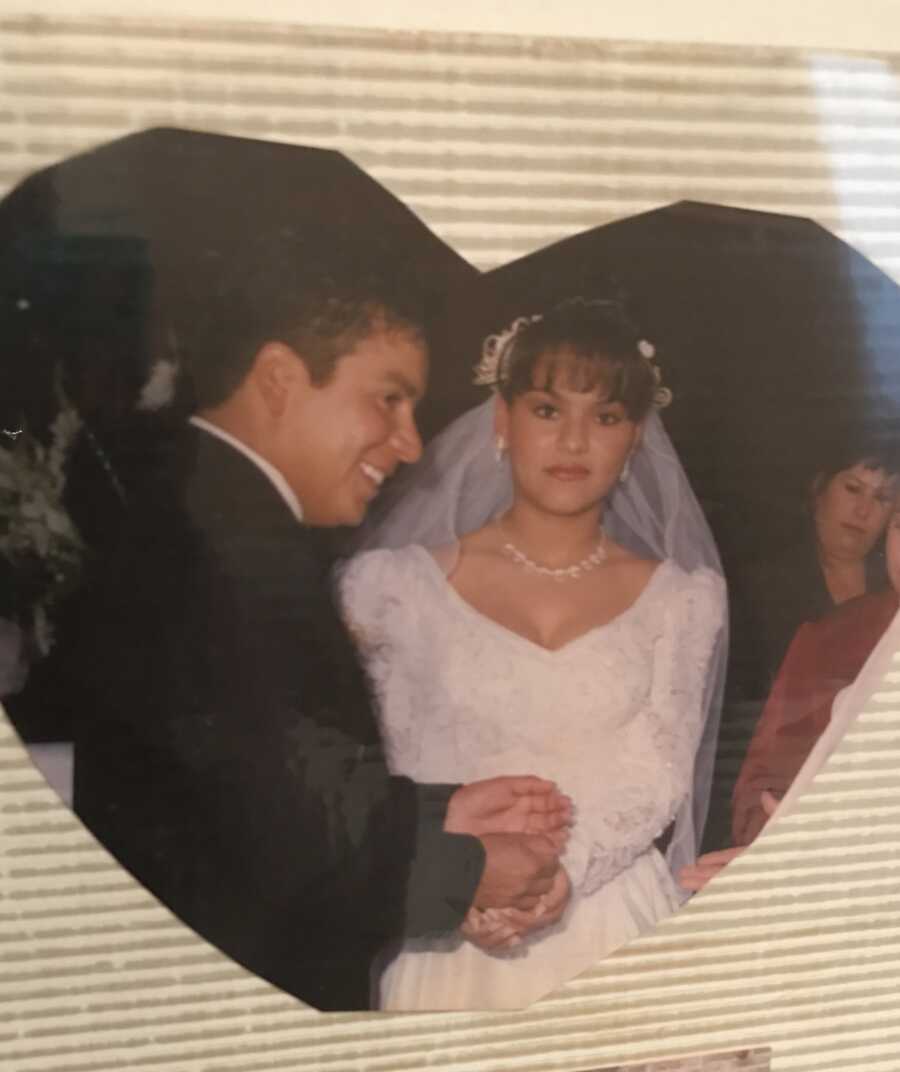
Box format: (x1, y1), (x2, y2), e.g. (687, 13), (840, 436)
(250, 341), (312, 419)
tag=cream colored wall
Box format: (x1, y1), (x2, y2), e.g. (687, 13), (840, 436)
(4, 11), (900, 1072)
(6, 1), (900, 52)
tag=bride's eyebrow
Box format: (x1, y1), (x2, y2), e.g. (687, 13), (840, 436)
(525, 385), (618, 405)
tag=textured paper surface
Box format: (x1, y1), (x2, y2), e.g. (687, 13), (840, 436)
(590, 1052), (770, 1072)
(4, 14), (900, 1071)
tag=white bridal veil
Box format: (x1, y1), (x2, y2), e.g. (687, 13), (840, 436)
(356, 396), (727, 880)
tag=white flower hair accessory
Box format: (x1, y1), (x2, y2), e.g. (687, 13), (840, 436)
(473, 314), (543, 388)
(473, 299), (672, 408)
(637, 338), (673, 408)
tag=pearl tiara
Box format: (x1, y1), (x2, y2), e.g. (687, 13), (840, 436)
(472, 299), (672, 409)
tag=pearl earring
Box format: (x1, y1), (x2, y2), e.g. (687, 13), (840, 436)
(621, 454), (632, 482)
(495, 435), (506, 462)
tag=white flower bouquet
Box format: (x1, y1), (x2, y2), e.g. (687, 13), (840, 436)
(0, 399), (85, 656)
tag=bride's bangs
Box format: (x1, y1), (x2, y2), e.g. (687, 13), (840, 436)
(523, 346), (652, 418)
(532, 348), (615, 394)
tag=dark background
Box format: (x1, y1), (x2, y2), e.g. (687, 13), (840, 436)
(4, 129), (900, 848)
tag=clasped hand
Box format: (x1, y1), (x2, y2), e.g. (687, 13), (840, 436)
(462, 866), (571, 952)
(445, 775), (573, 949)
(445, 774), (572, 846)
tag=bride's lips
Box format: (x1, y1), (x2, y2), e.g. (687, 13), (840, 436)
(545, 465), (590, 481)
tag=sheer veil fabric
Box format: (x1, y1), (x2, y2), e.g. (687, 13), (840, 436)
(354, 396), (727, 881)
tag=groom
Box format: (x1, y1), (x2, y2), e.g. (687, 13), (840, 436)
(72, 253), (569, 1010)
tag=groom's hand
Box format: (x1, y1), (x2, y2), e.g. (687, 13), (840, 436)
(473, 833), (562, 912)
(445, 776), (572, 846)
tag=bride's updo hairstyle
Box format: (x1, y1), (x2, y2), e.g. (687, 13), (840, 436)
(475, 297), (671, 420)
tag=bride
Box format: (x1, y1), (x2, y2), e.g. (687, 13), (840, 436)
(340, 298), (727, 1010)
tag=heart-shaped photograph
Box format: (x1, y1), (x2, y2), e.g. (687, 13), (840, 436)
(2, 127), (899, 1013)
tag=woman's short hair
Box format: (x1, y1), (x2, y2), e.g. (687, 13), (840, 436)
(813, 435), (900, 490)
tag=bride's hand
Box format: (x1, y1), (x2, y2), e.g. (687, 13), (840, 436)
(528, 866), (570, 931)
(678, 790), (780, 893)
(445, 775), (573, 840)
(677, 845), (745, 892)
(461, 906), (526, 951)
(462, 868), (571, 951)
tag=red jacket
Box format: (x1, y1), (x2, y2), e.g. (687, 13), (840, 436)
(732, 587), (898, 846)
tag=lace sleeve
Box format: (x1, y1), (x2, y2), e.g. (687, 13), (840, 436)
(338, 549), (397, 654)
(337, 547), (423, 772)
(568, 566), (726, 895)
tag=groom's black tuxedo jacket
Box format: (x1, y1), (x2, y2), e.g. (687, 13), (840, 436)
(72, 427), (483, 1010)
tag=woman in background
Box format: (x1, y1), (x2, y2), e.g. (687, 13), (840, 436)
(681, 494), (900, 889)
(747, 443), (899, 693)
(731, 493), (900, 846)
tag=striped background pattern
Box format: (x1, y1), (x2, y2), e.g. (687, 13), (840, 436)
(599, 1053), (770, 1072)
(3, 13), (900, 1071)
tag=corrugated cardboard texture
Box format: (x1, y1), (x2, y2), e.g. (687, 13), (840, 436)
(3, 15), (900, 1071)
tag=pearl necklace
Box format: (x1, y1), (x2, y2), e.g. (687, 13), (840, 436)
(501, 528), (607, 582)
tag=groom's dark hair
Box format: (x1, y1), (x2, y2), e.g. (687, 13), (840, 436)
(174, 237), (427, 409)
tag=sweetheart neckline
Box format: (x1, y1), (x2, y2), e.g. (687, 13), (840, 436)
(411, 544), (670, 657)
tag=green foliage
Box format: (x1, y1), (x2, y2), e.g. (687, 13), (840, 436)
(0, 399), (85, 655)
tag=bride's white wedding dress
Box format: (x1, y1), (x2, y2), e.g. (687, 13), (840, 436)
(341, 544), (725, 1010)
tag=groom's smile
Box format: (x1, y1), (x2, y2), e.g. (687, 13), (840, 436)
(360, 461), (388, 488)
